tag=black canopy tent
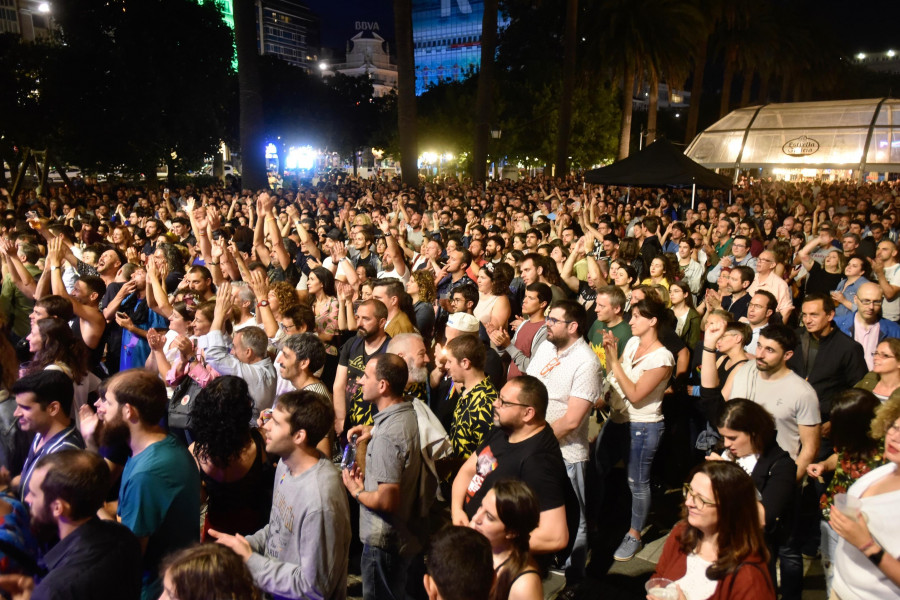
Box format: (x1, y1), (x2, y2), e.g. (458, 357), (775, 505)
(584, 139), (731, 208)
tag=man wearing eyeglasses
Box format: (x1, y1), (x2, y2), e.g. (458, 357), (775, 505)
(706, 235), (758, 285)
(525, 300), (601, 591)
(451, 375), (573, 557)
(834, 282), (900, 370)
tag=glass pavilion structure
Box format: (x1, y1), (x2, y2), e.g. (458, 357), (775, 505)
(686, 98), (900, 181)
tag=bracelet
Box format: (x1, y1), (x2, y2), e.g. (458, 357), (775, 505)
(355, 489), (363, 502)
(703, 346), (717, 353)
(859, 539), (877, 553)
(208, 261), (219, 266)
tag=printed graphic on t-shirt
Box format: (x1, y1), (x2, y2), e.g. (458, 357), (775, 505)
(465, 445), (498, 504)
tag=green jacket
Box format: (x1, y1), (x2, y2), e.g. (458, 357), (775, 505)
(854, 371), (900, 405)
(0, 264), (41, 338)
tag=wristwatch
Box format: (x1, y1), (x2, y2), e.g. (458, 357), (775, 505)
(868, 548), (885, 566)
(50, 266), (60, 271)
(257, 300), (269, 308)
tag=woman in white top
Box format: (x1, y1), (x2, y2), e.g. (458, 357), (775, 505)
(601, 295), (674, 561)
(829, 396), (900, 599)
(474, 263), (512, 331)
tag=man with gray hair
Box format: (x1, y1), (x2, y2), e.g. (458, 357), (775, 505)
(387, 333), (430, 402)
(203, 282), (277, 421)
(230, 281), (259, 331)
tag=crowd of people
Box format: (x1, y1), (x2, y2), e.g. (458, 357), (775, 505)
(0, 174), (898, 600)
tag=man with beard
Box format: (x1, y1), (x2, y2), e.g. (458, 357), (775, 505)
(275, 332), (331, 400)
(333, 299), (390, 431)
(483, 235), (505, 266)
(210, 390), (351, 600)
(6, 372), (84, 502)
(0, 450), (142, 599)
(141, 218), (166, 256)
(97, 369), (200, 600)
(451, 375), (572, 558)
(525, 300), (601, 590)
(386, 332), (430, 402)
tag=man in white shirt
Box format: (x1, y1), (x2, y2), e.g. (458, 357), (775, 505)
(747, 250), (793, 321)
(870, 240), (900, 322)
(526, 300), (601, 588)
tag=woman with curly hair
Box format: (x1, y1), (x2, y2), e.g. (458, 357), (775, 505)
(407, 269), (437, 346)
(24, 318), (99, 421)
(642, 255), (677, 290)
(267, 281), (300, 321)
(188, 376), (275, 538)
(160, 543), (261, 600)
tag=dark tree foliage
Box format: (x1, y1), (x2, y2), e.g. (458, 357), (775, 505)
(0, 0), (235, 184)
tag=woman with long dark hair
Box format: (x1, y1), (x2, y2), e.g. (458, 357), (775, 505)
(307, 266), (339, 385)
(650, 461), (774, 600)
(24, 318), (97, 420)
(474, 262), (513, 332)
(188, 376), (274, 538)
(600, 296), (675, 561)
(468, 479), (542, 600)
(708, 399), (797, 581)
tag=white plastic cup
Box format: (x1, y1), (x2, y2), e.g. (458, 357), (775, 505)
(645, 578), (678, 600)
(833, 493), (862, 522)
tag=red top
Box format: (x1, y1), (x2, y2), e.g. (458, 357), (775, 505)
(508, 319), (544, 378)
(652, 522), (775, 600)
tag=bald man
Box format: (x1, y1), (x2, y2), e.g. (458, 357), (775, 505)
(834, 281), (900, 370)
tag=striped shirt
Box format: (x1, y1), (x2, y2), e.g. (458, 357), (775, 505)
(20, 425), (85, 501)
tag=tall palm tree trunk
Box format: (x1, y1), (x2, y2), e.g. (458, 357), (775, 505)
(554, 0), (578, 176)
(739, 71), (753, 107)
(684, 36), (708, 144)
(720, 47), (737, 117)
(393, 0), (418, 185)
(646, 70), (659, 145)
(233, 0), (268, 190)
(471, 0), (498, 183)
(618, 65), (636, 160)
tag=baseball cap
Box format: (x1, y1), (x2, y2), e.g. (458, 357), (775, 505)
(447, 312), (480, 333)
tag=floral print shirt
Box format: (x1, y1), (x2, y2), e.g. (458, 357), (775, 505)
(820, 443), (886, 520)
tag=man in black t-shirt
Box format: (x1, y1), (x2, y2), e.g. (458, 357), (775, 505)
(450, 375), (573, 556)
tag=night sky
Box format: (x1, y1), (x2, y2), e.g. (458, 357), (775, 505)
(306, 0), (395, 52)
(304, 0), (900, 58)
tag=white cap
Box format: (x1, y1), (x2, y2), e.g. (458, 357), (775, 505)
(447, 312), (480, 333)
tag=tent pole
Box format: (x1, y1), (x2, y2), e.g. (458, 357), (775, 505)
(691, 183), (696, 210)
(729, 190), (732, 204)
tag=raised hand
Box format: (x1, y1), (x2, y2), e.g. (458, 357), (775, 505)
(248, 269), (270, 302)
(147, 328), (165, 352)
(211, 238), (226, 260)
(185, 196), (196, 213)
(703, 318), (726, 347)
(206, 206), (222, 231)
(602, 330), (620, 364)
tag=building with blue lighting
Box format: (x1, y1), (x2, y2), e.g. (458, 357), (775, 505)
(412, 0), (506, 95)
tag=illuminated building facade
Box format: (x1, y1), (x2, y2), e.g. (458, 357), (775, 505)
(412, 0), (507, 95)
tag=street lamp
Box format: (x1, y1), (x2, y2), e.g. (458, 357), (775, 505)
(37, 2), (50, 13)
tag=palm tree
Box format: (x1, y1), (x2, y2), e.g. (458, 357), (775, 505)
(590, 0), (702, 159)
(393, 0), (418, 185)
(554, 0), (578, 174)
(233, 0), (268, 190)
(471, 0), (498, 182)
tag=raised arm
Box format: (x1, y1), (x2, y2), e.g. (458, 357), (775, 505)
(560, 236), (586, 292)
(253, 194), (273, 267)
(261, 193), (291, 271)
(247, 270), (279, 339)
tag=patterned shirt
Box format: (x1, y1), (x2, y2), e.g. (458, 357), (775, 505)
(449, 377), (497, 459)
(820, 444), (886, 520)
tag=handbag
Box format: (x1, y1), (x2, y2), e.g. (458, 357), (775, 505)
(168, 376), (203, 431)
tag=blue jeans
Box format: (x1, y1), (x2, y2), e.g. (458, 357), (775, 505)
(594, 420), (664, 534)
(627, 421), (664, 532)
(361, 544), (411, 600)
(563, 460), (588, 583)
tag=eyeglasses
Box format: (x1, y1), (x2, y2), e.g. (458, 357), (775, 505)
(748, 302), (767, 310)
(682, 483), (717, 508)
(756, 258), (774, 264)
(858, 299), (884, 306)
(546, 317), (574, 327)
(496, 397), (531, 409)
(873, 351), (896, 360)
